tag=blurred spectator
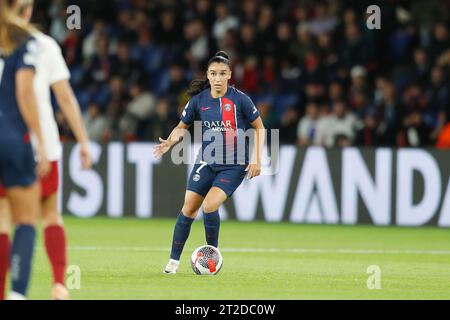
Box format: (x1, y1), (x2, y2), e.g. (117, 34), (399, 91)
(83, 103), (109, 142)
(317, 32), (338, 77)
(297, 101), (322, 146)
(335, 134), (352, 147)
(316, 100), (358, 147)
(163, 64), (190, 106)
(82, 20), (108, 61)
(428, 22), (450, 61)
(355, 109), (386, 147)
(119, 82), (157, 141)
(195, 0), (215, 30)
(340, 23), (371, 68)
(62, 30), (82, 67)
(155, 9), (180, 46)
(234, 56), (259, 94)
(48, 0), (68, 43)
(103, 75), (129, 141)
(279, 107), (299, 144)
(351, 92), (371, 119)
(184, 19), (211, 66)
(328, 81), (345, 106)
(278, 56), (301, 94)
(212, 2), (239, 44)
(376, 80), (402, 145)
(427, 66), (449, 117)
(408, 48), (430, 86)
(240, 23), (261, 59)
(84, 34), (117, 86)
(306, 0), (338, 36)
(257, 4), (276, 55)
(240, 0), (258, 24)
(402, 109), (433, 147)
(144, 98), (178, 141)
(114, 41), (144, 84)
(402, 82), (428, 115)
(274, 21), (293, 61)
(291, 23), (316, 65)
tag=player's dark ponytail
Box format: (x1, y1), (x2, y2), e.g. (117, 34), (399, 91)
(187, 51), (231, 97)
(187, 79), (210, 97)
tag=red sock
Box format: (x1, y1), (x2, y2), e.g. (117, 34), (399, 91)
(44, 225), (67, 285)
(0, 233), (10, 300)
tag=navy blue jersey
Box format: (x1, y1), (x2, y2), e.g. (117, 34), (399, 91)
(181, 86), (260, 165)
(0, 38), (37, 142)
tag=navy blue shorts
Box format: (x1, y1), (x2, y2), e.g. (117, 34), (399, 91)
(0, 141), (36, 189)
(187, 163), (247, 198)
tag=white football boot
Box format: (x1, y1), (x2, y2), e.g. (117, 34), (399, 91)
(8, 291), (26, 300)
(163, 259), (179, 274)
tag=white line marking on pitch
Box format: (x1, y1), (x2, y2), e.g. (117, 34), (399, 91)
(35, 246), (450, 255)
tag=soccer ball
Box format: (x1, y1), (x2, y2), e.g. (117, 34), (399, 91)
(191, 245), (223, 275)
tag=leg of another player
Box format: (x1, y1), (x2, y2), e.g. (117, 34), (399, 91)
(165, 191), (204, 274)
(41, 193), (69, 300)
(0, 198), (12, 300)
(6, 183), (39, 300)
(202, 187), (227, 248)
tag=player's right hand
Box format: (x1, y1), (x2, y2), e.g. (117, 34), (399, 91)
(153, 137), (171, 160)
(35, 145), (51, 178)
(79, 142), (92, 170)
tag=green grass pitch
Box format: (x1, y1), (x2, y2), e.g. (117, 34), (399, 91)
(23, 217), (450, 299)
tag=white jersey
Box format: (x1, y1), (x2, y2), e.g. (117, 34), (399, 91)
(31, 32), (70, 161)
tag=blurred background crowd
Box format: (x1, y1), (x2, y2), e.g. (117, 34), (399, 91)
(33, 0), (450, 148)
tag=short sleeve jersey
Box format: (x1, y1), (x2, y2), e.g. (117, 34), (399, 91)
(181, 86), (260, 165)
(0, 38), (37, 142)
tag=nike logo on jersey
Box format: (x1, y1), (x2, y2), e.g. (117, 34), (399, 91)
(201, 107), (211, 111)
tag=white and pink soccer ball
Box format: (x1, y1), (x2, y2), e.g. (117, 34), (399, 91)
(191, 245), (223, 275)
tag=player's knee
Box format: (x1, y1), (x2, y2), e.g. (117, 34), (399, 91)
(203, 202), (220, 214)
(181, 204), (199, 218)
(41, 209), (62, 227)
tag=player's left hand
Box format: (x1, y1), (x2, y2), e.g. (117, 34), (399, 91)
(245, 163), (261, 179)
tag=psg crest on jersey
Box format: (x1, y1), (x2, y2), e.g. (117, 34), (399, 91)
(224, 103), (232, 112)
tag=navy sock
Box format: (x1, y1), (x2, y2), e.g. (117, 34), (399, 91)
(10, 225), (36, 296)
(170, 213), (194, 261)
(204, 210), (220, 248)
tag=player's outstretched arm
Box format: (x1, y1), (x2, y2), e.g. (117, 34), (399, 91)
(246, 116), (265, 179)
(16, 69), (50, 177)
(153, 121), (190, 160)
(52, 79), (92, 170)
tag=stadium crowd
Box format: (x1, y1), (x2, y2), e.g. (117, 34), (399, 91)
(34, 0), (450, 147)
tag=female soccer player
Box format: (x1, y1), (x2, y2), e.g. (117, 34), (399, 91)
(154, 51), (265, 274)
(0, 0), (92, 300)
(0, 0), (50, 299)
